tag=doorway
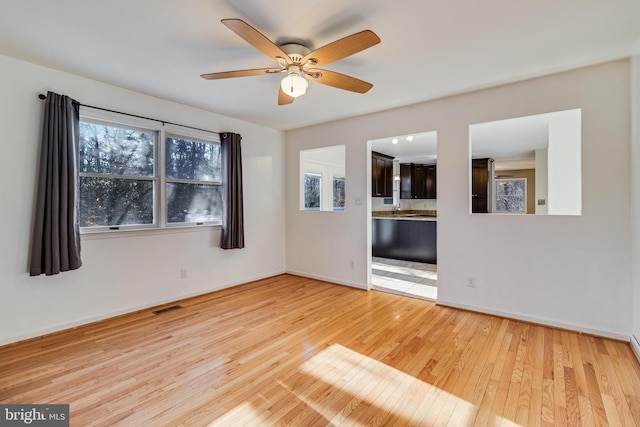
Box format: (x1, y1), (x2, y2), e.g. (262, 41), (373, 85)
(368, 131), (438, 301)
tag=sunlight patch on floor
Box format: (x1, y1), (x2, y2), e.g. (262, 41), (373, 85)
(206, 402), (269, 426)
(296, 344), (474, 425)
(205, 343), (527, 425)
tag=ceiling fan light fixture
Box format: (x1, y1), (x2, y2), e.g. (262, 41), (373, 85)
(281, 72), (308, 98)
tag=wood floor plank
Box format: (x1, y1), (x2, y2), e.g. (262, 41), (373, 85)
(1, 274), (639, 426)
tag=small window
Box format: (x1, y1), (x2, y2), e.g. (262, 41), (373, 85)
(304, 173), (322, 210)
(333, 177), (346, 211)
(495, 178), (526, 213)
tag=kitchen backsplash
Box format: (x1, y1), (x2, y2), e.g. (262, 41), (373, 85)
(371, 198), (437, 211)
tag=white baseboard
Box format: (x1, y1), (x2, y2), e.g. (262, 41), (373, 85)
(0, 269), (286, 347)
(285, 269), (367, 291)
(632, 334), (640, 363)
(436, 298), (630, 342)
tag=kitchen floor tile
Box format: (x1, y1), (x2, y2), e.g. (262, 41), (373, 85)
(372, 257), (437, 301)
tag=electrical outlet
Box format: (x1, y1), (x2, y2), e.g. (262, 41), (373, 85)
(354, 197), (363, 205)
(180, 268), (188, 279)
(467, 277), (475, 288)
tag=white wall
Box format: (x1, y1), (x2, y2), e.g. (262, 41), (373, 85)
(547, 111), (582, 215)
(0, 54), (287, 345)
(631, 53), (640, 356)
(535, 149), (548, 214)
(286, 59), (632, 339)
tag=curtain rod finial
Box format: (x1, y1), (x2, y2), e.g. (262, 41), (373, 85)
(38, 93), (47, 100)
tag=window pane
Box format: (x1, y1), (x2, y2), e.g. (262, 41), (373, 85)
(166, 137), (221, 181)
(166, 182), (222, 223)
(79, 122), (154, 176)
(333, 177), (345, 211)
(304, 174), (321, 210)
(80, 177), (154, 227)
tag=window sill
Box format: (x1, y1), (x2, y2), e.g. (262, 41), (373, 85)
(80, 224), (221, 240)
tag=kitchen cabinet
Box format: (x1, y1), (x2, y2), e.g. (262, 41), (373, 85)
(372, 151), (394, 197)
(400, 163), (437, 199)
(425, 165), (437, 199)
(372, 218), (437, 264)
(471, 158), (494, 213)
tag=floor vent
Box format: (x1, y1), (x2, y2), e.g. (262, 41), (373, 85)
(153, 305), (183, 315)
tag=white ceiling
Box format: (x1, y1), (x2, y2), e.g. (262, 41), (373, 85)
(1, 0), (638, 131)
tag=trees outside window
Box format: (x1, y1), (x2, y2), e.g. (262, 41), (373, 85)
(333, 177), (346, 211)
(304, 173), (321, 210)
(79, 119), (221, 231)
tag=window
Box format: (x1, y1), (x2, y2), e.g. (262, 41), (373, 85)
(299, 145), (346, 212)
(165, 135), (222, 224)
(495, 178), (526, 213)
(304, 173), (321, 211)
(333, 177), (345, 211)
(79, 115), (221, 231)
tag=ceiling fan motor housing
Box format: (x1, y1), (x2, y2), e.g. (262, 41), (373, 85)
(280, 43), (311, 64)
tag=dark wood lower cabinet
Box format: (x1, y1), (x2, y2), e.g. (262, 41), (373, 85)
(372, 218), (437, 264)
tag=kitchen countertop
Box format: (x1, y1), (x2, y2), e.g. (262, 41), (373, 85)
(371, 210), (437, 221)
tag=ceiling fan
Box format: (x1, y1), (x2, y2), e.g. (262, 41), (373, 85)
(201, 19), (381, 105)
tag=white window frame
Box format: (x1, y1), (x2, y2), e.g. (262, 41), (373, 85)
(79, 108), (221, 234)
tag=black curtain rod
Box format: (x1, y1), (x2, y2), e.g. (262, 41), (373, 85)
(38, 93), (219, 136)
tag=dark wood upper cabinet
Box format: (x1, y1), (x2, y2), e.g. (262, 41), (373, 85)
(400, 163), (437, 199)
(425, 165), (437, 199)
(400, 163), (412, 199)
(413, 165), (427, 199)
(471, 158), (493, 213)
(372, 151), (394, 197)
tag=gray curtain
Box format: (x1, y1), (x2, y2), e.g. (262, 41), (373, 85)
(220, 132), (244, 249)
(29, 91), (82, 276)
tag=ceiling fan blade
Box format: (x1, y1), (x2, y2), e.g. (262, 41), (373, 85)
(278, 87), (295, 105)
(307, 69), (373, 93)
(222, 19), (292, 64)
(200, 68), (283, 80)
(301, 30), (380, 67)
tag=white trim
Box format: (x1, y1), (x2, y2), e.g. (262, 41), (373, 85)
(632, 335), (640, 363)
(164, 124), (220, 142)
(285, 269), (367, 291)
(80, 223), (220, 240)
(436, 298), (630, 341)
(0, 270), (285, 347)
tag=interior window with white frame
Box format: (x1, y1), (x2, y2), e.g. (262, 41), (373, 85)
(78, 112), (221, 232)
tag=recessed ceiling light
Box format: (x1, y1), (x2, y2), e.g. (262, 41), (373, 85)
(406, 135), (414, 141)
(392, 138), (398, 144)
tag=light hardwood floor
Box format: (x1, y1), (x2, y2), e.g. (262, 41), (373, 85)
(1, 274), (639, 426)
